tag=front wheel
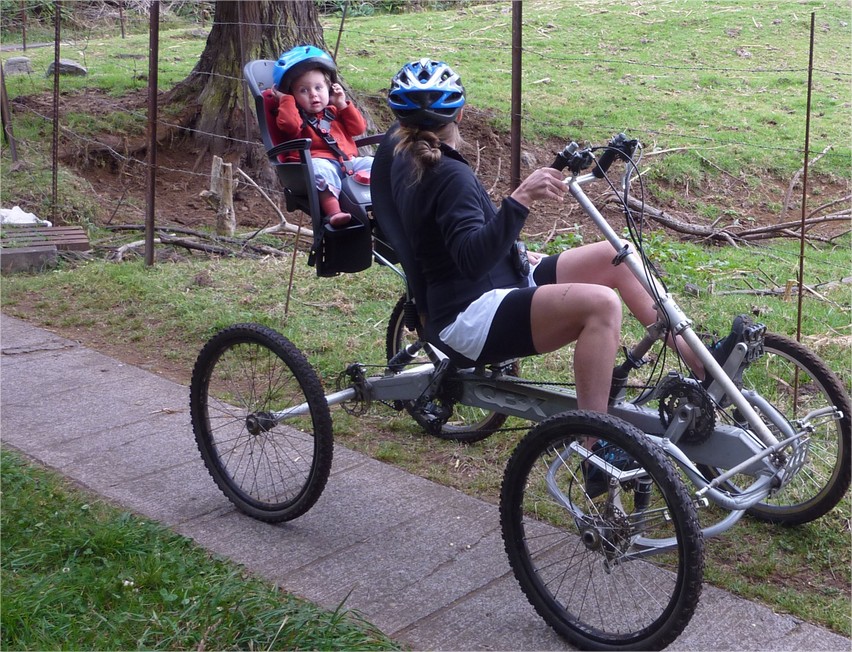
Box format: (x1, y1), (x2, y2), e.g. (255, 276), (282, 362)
(702, 332), (851, 525)
(386, 294), (514, 443)
(189, 323), (333, 522)
(500, 411), (704, 651)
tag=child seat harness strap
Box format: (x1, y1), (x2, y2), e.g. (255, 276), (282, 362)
(301, 108), (353, 175)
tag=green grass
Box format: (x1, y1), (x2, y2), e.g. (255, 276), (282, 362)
(0, 448), (399, 651)
(331, 0), (851, 179)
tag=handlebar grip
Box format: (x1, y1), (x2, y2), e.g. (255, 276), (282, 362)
(592, 133), (629, 178)
(550, 152), (569, 171)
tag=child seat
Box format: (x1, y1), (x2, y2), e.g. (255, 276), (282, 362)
(243, 59), (384, 277)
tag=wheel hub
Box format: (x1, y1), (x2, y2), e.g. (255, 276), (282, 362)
(246, 411), (276, 435)
(581, 527), (603, 551)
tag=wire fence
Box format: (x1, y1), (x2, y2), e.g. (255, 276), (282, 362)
(1, 0), (850, 289)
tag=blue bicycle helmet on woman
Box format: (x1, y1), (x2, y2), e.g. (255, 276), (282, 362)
(387, 58), (465, 127)
(274, 45), (337, 93)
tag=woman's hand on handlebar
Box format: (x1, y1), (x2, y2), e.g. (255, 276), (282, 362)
(509, 168), (566, 209)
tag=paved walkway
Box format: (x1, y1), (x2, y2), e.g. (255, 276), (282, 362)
(1, 312), (849, 651)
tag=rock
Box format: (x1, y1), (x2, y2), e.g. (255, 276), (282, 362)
(45, 59), (88, 77)
(3, 57), (33, 75)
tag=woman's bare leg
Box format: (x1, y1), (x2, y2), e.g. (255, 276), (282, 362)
(529, 282), (622, 413)
(552, 241), (706, 377)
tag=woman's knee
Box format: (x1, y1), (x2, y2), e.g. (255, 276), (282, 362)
(587, 285), (622, 322)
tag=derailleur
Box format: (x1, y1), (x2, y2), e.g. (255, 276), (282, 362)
(336, 363), (371, 416)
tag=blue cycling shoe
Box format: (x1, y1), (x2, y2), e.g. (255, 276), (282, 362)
(583, 440), (638, 498)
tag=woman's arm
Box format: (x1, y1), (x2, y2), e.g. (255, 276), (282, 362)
(433, 165), (528, 278)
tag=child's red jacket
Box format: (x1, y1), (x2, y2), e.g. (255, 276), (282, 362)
(275, 94), (367, 163)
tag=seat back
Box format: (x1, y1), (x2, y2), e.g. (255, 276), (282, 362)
(243, 59), (281, 151)
(370, 125), (477, 367)
(243, 59), (317, 213)
(243, 59), (374, 277)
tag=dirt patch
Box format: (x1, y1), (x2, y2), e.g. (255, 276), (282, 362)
(16, 88), (847, 244)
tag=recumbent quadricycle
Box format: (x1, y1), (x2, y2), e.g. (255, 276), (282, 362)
(188, 59), (851, 652)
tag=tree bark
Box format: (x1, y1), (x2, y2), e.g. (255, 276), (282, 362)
(163, 0), (327, 156)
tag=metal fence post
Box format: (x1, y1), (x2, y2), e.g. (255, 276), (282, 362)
(145, 0), (160, 266)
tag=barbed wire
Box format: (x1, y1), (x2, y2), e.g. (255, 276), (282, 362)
(4, 7), (849, 245)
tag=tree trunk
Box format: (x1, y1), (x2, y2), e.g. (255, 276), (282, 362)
(163, 0), (327, 156)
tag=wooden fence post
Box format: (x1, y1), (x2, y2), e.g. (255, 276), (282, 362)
(204, 156), (236, 237)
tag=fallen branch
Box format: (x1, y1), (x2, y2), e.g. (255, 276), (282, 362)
(807, 194), (851, 220)
(108, 238), (161, 262)
(158, 233), (237, 257)
(615, 194), (850, 245)
(103, 224), (293, 259)
(235, 167), (314, 239)
(714, 276), (852, 305)
(616, 195), (741, 245)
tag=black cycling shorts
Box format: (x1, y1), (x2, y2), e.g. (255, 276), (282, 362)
(477, 254), (559, 362)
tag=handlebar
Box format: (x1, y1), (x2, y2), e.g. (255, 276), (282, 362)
(550, 132), (639, 177)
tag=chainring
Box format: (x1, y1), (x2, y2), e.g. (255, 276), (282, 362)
(658, 376), (716, 444)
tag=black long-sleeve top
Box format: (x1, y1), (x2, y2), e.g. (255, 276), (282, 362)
(389, 143), (530, 331)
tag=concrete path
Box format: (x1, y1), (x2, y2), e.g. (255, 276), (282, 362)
(1, 312), (848, 651)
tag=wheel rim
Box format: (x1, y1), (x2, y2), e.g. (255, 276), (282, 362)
(503, 413), (703, 649)
(202, 339), (318, 509)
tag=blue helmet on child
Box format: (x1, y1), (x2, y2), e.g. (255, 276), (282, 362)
(274, 45), (337, 93)
(387, 59), (465, 127)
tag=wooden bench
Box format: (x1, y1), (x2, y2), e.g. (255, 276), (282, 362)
(0, 225), (90, 273)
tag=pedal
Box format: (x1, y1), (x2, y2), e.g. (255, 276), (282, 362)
(743, 321), (766, 363)
(411, 358), (453, 434)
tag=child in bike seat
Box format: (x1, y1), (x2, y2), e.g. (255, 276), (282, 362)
(272, 45), (373, 228)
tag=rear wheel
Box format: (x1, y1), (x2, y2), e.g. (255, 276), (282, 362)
(386, 294), (514, 443)
(700, 332), (851, 525)
(190, 323), (333, 522)
(500, 411), (704, 650)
